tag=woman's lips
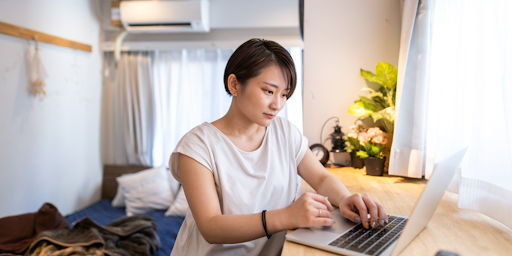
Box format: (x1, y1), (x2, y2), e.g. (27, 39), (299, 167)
(265, 114), (275, 119)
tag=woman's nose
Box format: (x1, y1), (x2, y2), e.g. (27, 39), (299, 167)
(270, 95), (283, 110)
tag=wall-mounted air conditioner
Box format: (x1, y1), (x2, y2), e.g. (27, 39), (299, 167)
(120, 0), (210, 33)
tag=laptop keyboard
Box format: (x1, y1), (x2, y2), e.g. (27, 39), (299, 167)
(328, 216), (408, 256)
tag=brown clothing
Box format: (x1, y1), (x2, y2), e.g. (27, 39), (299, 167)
(0, 203), (69, 255)
(25, 215), (160, 256)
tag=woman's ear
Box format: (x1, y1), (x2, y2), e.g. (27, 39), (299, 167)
(227, 74), (239, 96)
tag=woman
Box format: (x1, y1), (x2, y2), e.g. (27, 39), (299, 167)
(169, 38), (388, 256)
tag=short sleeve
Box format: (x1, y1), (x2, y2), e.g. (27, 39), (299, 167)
(274, 117), (308, 166)
(169, 126), (213, 183)
(291, 124), (308, 166)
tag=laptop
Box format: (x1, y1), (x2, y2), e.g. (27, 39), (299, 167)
(286, 147), (468, 256)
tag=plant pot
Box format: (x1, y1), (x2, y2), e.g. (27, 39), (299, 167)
(364, 157), (385, 176)
(350, 152), (365, 169)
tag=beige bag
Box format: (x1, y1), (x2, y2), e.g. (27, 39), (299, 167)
(27, 37), (48, 100)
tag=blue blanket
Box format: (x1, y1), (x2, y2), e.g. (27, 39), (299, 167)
(65, 199), (184, 256)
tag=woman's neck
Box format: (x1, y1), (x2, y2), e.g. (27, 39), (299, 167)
(213, 113), (262, 137)
(211, 108), (266, 152)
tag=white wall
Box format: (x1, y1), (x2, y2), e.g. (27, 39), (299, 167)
(210, 0), (299, 29)
(303, 0), (401, 148)
(0, 0), (103, 217)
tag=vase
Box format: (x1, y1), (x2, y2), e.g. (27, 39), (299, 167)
(350, 152), (365, 169)
(364, 157), (385, 176)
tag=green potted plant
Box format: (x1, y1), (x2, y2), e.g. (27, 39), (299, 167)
(348, 62), (397, 134)
(355, 127), (388, 176)
(348, 62), (397, 171)
(344, 122), (366, 168)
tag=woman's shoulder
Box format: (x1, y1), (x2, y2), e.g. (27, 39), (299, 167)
(177, 122), (219, 146)
(182, 122), (215, 137)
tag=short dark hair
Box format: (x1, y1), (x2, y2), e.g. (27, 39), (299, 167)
(223, 38), (297, 99)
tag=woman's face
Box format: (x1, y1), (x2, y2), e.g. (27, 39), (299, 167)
(233, 64), (289, 127)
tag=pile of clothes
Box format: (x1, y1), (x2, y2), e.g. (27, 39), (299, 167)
(0, 203), (160, 256)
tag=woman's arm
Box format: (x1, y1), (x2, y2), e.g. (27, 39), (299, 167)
(179, 154), (264, 244)
(178, 153), (334, 244)
(297, 148), (389, 229)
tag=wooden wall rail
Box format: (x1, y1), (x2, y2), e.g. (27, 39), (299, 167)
(0, 21), (92, 52)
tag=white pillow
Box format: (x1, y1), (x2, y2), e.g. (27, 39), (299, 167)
(112, 171), (133, 207)
(112, 167), (181, 208)
(165, 186), (189, 217)
(116, 166), (175, 216)
(111, 185), (126, 207)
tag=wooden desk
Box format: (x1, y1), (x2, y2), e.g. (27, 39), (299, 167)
(282, 167), (512, 256)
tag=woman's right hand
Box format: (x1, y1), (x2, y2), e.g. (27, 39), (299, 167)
(285, 192), (336, 229)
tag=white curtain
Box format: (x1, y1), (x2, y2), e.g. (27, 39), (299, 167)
(152, 48), (304, 167)
(390, 0), (430, 178)
(392, 0), (512, 229)
(152, 49), (233, 167)
(103, 48), (303, 168)
(425, 0), (512, 229)
(112, 52), (156, 166)
(281, 48), (304, 134)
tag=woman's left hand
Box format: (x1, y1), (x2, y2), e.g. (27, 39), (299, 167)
(338, 193), (388, 229)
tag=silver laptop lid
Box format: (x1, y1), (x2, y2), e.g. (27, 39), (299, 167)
(390, 147), (468, 256)
(285, 147), (468, 256)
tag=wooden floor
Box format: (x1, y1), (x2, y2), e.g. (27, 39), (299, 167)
(281, 167), (512, 256)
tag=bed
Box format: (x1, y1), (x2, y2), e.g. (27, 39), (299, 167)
(64, 165), (185, 256)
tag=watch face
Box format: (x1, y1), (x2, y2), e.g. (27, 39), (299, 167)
(309, 143), (329, 165)
(312, 148), (325, 160)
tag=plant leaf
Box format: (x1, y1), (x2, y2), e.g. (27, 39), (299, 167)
(348, 101), (374, 117)
(371, 106), (395, 123)
(371, 96), (387, 110)
(370, 145), (380, 155)
(358, 96), (375, 106)
(347, 137), (363, 151)
(360, 69), (381, 84)
(356, 150), (368, 159)
(375, 62), (398, 90)
(362, 100), (377, 112)
(361, 87), (377, 94)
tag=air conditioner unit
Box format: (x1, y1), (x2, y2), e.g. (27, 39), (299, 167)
(120, 0), (210, 33)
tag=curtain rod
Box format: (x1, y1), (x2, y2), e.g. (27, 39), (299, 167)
(0, 21), (92, 52)
(102, 39), (304, 52)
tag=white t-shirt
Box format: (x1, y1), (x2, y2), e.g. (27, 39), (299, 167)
(169, 117), (308, 256)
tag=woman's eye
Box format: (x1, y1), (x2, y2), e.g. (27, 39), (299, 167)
(265, 90), (273, 95)
(282, 94), (288, 99)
